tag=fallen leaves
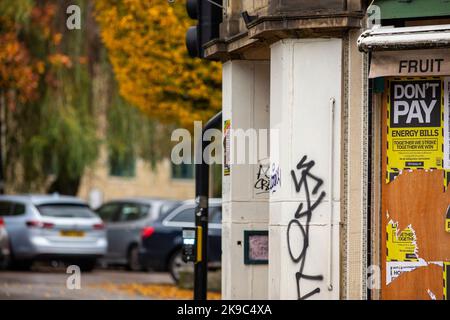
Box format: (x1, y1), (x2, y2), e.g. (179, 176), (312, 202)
(90, 282), (221, 300)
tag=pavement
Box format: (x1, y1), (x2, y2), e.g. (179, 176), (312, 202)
(0, 264), (175, 300)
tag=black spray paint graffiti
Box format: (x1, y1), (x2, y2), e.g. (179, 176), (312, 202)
(254, 164), (281, 194)
(287, 155), (326, 300)
(254, 165), (270, 194)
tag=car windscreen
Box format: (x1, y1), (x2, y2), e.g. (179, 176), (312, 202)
(37, 203), (96, 218)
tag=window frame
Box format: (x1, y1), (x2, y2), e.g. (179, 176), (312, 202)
(0, 201), (13, 217)
(36, 203), (96, 218)
(96, 202), (122, 223)
(12, 202), (26, 216)
(171, 163), (194, 180)
(108, 150), (136, 178)
(117, 202), (150, 222)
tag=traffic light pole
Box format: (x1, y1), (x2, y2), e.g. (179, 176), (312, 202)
(185, 0), (222, 59)
(194, 111), (222, 300)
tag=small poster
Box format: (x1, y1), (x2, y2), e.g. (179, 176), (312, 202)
(223, 120), (231, 176)
(248, 235), (268, 261)
(444, 77), (450, 169)
(386, 77), (444, 182)
(244, 230), (268, 265)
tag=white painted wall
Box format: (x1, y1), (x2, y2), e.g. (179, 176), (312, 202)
(268, 39), (342, 300)
(222, 60), (270, 299)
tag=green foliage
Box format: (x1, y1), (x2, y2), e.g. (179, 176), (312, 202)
(0, 0), (33, 25)
(107, 76), (173, 171)
(1, 0), (178, 194)
(2, 0), (99, 193)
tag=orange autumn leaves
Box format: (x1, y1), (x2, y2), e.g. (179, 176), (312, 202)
(90, 282), (221, 300)
(2, 0), (221, 126)
(94, 0), (222, 127)
(0, 2), (79, 108)
(0, 32), (39, 105)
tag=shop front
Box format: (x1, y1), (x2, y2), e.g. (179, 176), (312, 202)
(360, 17), (450, 299)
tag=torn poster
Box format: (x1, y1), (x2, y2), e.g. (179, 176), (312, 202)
(386, 259), (428, 285)
(446, 204), (450, 233)
(386, 219), (419, 262)
(386, 219), (422, 285)
(444, 77), (450, 188)
(427, 289), (437, 300)
(444, 262), (450, 300)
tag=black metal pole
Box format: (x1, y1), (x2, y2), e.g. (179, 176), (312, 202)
(194, 111), (222, 300)
(0, 92), (5, 194)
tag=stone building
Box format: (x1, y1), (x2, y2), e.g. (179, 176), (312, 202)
(207, 0), (450, 300)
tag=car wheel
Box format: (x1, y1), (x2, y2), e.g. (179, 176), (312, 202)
(127, 245), (142, 272)
(78, 259), (97, 272)
(10, 259), (33, 271)
(168, 249), (192, 283)
(0, 254), (10, 270)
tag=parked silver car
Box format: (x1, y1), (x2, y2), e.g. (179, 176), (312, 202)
(96, 198), (180, 271)
(0, 216), (10, 269)
(0, 194), (107, 271)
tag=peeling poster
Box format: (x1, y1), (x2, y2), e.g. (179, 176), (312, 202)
(386, 219), (419, 262)
(386, 219), (424, 285)
(223, 120), (231, 176)
(444, 262), (450, 300)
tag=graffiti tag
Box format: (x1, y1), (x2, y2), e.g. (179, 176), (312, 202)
(287, 155), (326, 300)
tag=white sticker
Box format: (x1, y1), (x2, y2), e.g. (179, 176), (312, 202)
(386, 259), (428, 285)
(427, 289), (437, 300)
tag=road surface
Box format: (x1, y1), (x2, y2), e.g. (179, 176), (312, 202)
(0, 264), (175, 300)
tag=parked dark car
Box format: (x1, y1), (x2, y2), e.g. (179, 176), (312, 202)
(96, 198), (180, 271)
(139, 198), (221, 282)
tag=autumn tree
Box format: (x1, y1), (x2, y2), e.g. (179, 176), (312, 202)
(94, 0), (222, 128)
(0, 0), (174, 195)
(0, 0), (39, 108)
(0, 0), (99, 194)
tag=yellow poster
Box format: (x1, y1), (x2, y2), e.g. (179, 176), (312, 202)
(446, 205), (450, 233)
(386, 220), (418, 262)
(445, 262), (450, 300)
(386, 77), (444, 183)
(223, 120), (231, 176)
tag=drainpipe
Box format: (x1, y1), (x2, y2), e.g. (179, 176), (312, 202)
(194, 111), (222, 300)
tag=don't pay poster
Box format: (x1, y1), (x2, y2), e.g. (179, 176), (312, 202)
(386, 78), (445, 182)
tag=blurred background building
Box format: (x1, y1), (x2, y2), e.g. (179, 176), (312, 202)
(0, 0), (221, 205)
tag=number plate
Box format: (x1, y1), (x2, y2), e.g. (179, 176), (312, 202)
(60, 230), (85, 237)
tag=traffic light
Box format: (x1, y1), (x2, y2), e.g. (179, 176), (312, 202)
(185, 0), (223, 58)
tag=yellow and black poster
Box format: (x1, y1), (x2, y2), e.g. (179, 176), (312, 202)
(445, 262), (450, 300)
(386, 77), (444, 183)
(223, 120), (231, 176)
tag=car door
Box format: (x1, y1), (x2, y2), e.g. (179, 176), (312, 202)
(113, 202), (150, 261)
(208, 205), (222, 263)
(163, 204), (221, 262)
(97, 203), (121, 261)
(1, 201), (30, 256)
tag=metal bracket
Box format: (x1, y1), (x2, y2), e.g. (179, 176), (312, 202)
(206, 0), (224, 9)
(196, 195), (208, 209)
